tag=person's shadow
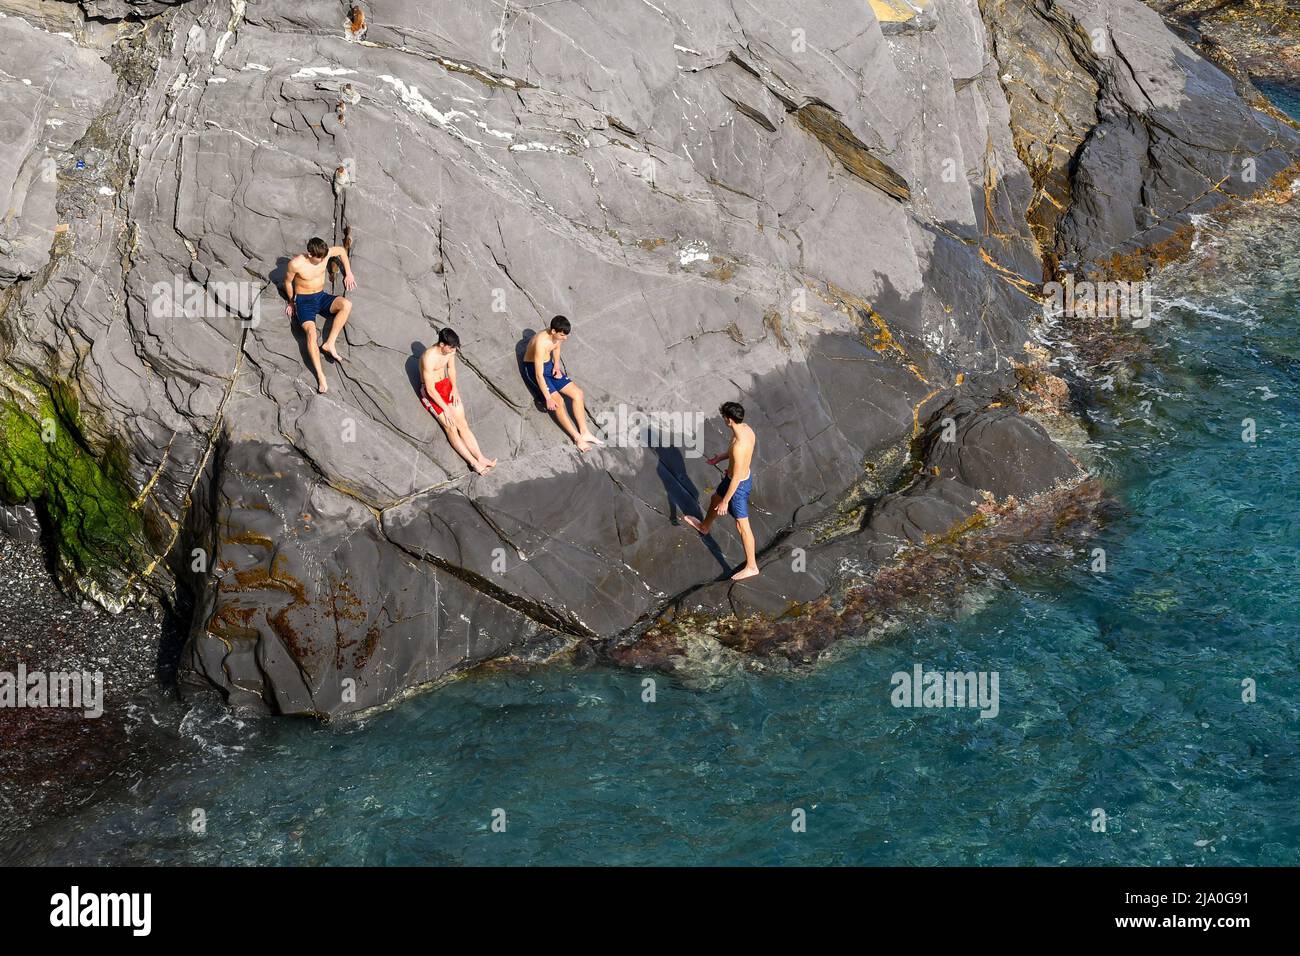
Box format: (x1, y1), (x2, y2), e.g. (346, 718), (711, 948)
(406, 342), (425, 401)
(515, 328), (547, 411)
(654, 445), (730, 575)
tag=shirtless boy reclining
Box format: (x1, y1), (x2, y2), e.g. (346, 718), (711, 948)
(523, 315), (603, 452)
(284, 236), (356, 394)
(683, 401), (759, 580)
(420, 328), (496, 476)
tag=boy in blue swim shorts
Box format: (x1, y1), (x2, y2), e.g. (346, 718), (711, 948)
(684, 401), (760, 580)
(524, 315), (603, 453)
(283, 236), (356, 394)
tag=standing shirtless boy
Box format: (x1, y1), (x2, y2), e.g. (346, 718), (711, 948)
(284, 236), (356, 394)
(420, 328), (496, 476)
(523, 315), (603, 452)
(683, 401), (759, 580)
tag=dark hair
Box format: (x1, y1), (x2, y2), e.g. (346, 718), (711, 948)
(549, 315), (571, 334)
(307, 237), (329, 258)
(438, 327), (461, 349)
(719, 401), (745, 423)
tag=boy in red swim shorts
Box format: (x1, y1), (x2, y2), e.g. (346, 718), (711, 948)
(419, 328), (496, 475)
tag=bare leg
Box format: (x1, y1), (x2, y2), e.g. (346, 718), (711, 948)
(550, 393), (590, 452)
(451, 406), (495, 472)
(304, 321), (328, 393)
(438, 416), (487, 474)
(732, 516), (760, 579)
(561, 383), (603, 446)
(683, 493), (723, 535)
(322, 298), (351, 361)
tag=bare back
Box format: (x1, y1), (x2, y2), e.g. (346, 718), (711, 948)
(728, 424), (755, 482)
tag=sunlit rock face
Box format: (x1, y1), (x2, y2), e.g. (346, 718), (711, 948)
(1, 0), (1295, 716)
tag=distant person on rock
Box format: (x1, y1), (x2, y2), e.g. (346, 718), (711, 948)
(524, 315), (603, 452)
(420, 328), (496, 476)
(284, 236), (356, 394)
(684, 401), (759, 580)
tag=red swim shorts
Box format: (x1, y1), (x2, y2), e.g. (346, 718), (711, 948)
(421, 378), (454, 416)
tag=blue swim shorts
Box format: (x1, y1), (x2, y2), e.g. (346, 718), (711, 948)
(524, 358), (573, 396)
(292, 290), (337, 330)
(716, 473), (754, 519)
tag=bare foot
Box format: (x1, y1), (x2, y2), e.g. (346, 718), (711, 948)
(731, 565), (760, 581)
(576, 438), (592, 453)
(682, 515), (707, 534)
(322, 342), (343, 363)
(316, 376), (329, 394)
(479, 458), (498, 472)
(580, 432), (605, 446)
(473, 462), (490, 476)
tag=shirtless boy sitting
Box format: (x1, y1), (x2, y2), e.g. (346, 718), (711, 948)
(284, 236), (356, 393)
(523, 315), (603, 453)
(420, 328), (496, 476)
(683, 401), (759, 580)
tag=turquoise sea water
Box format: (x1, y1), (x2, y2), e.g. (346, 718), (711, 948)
(1258, 81), (1300, 120)
(9, 102), (1300, 867)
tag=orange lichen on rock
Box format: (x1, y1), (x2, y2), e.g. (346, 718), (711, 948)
(822, 281), (929, 383)
(1089, 221), (1198, 282)
(1253, 162), (1300, 205)
(1012, 342), (1071, 419)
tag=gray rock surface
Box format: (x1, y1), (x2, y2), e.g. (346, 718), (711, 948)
(920, 397), (1080, 500)
(0, 0), (1295, 716)
(0, 11), (115, 285)
(0, 502), (41, 543)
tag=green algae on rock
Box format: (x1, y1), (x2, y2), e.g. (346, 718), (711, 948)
(0, 369), (150, 611)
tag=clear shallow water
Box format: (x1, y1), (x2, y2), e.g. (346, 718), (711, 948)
(1257, 81), (1300, 119)
(10, 128), (1300, 871)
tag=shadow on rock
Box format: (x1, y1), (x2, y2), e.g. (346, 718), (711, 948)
(406, 341), (425, 400)
(653, 445), (730, 575)
(514, 328), (545, 410)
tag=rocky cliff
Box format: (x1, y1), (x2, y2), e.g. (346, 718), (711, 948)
(1, 0), (1296, 717)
